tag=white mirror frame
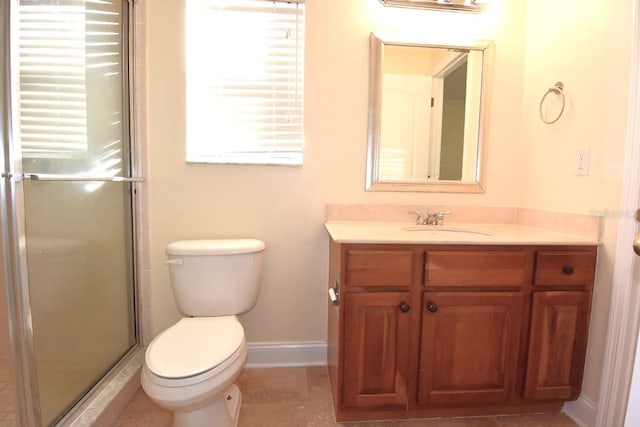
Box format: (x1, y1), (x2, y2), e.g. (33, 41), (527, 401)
(365, 33), (494, 193)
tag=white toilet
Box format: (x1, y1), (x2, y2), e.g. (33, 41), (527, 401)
(141, 239), (265, 427)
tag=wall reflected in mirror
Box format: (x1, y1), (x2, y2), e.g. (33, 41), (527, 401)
(366, 34), (493, 193)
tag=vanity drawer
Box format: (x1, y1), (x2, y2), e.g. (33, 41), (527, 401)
(534, 251), (596, 287)
(425, 250), (529, 287)
(346, 249), (414, 287)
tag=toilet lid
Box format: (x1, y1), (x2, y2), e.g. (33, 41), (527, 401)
(146, 316), (244, 379)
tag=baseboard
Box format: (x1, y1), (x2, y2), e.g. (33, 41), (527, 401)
(245, 341), (327, 368)
(563, 395), (597, 427)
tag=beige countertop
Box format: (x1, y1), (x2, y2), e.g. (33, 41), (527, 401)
(324, 221), (601, 245)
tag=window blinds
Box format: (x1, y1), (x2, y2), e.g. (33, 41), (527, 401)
(185, 0), (305, 165)
(18, 0), (123, 163)
(18, 0), (89, 158)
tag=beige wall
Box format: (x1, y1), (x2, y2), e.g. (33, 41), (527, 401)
(383, 45), (443, 75)
(520, 0), (633, 402)
(145, 0), (527, 341)
(143, 0), (632, 411)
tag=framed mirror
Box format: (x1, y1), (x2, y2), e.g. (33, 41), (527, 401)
(365, 33), (493, 193)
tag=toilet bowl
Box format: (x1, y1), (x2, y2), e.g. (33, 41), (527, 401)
(142, 316), (247, 426)
(141, 239), (265, 427)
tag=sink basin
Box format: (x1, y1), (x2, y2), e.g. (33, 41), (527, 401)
(402, 225), (491, 236)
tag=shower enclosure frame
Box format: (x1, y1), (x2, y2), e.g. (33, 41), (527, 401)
(0, 0), (143, 425)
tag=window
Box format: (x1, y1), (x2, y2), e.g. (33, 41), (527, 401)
(185, 0), (305, 166)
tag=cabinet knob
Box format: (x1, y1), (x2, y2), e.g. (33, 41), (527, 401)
(399, 302), (410, 313)
(426, 302), (438, 313)
(563, 265), (575, 275)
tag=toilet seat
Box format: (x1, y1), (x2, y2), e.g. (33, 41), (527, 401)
(146, 316), (245, 380)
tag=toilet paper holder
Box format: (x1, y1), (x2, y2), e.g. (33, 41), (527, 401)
(328, 280), (340, 306)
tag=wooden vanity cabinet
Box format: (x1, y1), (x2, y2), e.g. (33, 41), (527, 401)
(418, 291), (524, 406)
(524, 250), (596, 401)
(327, 241), (597, 422)
(343, 291), (412, 408)
(336, 245), (423, 410)
(417, 248), (531, 407)
(524, 291), (591, 400)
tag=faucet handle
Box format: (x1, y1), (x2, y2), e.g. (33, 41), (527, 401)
(408, 210), (425, 225)
(436, 210), (452, 218)
(434, 210), (452, 225)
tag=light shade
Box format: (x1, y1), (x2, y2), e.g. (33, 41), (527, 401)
(378, 0), (487, 13)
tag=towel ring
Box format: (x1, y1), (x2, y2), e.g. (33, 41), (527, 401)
(539, 82), (565, 124)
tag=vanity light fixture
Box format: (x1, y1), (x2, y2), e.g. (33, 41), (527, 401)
(378, 0), (487, 13)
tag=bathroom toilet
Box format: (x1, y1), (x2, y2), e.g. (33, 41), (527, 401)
(141, 239), (265, 427)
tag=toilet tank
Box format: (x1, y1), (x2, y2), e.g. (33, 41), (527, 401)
(165, 239), (265, 317)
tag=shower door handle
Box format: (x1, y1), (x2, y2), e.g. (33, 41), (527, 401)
(634, 209), (640, 256)
(16, 173), (145, 182)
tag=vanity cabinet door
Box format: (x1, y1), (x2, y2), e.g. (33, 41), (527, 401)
(417, 292), (523, 406)
(343, 292), (412, 409)
(524, 291), (591, 400)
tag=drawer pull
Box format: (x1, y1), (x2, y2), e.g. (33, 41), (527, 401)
(563, 265), (575, 275)
(399, 303), (410, 313)
(426, 302), (438, 313)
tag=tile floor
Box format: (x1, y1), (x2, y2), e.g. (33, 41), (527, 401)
(0, 358), (17, 427)
(115, 367), (579, 427)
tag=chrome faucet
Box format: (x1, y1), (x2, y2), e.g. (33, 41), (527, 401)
(408, 210), (426, 225)
(409, 209), (452, 226)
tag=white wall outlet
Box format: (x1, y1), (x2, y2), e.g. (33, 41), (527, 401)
(575, 146), (590, 176)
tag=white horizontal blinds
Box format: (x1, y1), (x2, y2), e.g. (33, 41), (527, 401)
(186, 0), (305, 165)
(84, 0), (125, 177)
(18, 0), (89, 159)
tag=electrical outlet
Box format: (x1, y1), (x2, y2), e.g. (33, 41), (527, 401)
(575, 146), (590, 176)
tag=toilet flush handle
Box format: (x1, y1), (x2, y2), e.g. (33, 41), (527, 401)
(165, 258), (183, 265)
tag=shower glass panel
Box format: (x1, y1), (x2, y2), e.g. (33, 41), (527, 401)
(24, 182), (135, 425)
(14, 0), (136, 424)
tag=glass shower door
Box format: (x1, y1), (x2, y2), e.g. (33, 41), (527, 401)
(9, 0), (138, 424)
(24, 183), (135, 425)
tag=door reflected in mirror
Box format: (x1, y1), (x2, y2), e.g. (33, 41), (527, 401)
(366, 34), (493, 193)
